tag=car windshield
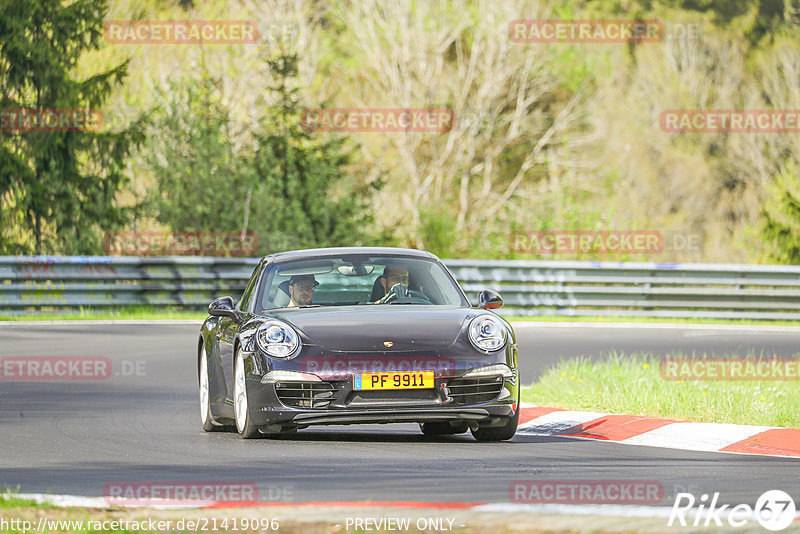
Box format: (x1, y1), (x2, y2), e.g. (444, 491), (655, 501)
(255, 254), (467, 311)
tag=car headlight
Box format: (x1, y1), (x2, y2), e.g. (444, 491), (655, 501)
(256, 320), (301, 358)
(468, 315), (507, 352)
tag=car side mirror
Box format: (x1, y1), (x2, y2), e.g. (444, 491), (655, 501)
(478, 289), (503, 310)
(208, 296), (239, 319)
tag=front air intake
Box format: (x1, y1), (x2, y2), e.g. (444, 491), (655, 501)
(445, 376), (504, 405)
(274, 381), (335, 409)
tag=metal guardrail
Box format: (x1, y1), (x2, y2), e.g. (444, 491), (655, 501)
(0, 256), (258, 310)
(2, 256), (800, 320)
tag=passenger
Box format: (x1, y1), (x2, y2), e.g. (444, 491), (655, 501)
(287, 274), (318, 307)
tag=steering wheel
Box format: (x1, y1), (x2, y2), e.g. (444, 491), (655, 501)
(391, 289), (432, 304)
(377, 285), (431, 304)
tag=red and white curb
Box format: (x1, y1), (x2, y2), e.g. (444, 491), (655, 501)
(518, 404), (800, 458)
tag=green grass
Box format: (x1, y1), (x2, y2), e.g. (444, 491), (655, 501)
(0, 490), (46, 509)
(0, 306), (206, 322)
(0, 491), (156, 533)
(504, 315), (800, 327)
(520, 352), (800, 428)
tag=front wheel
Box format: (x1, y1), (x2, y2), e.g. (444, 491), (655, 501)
(234, 349), (260, 439)
(471, 409), (519, 442)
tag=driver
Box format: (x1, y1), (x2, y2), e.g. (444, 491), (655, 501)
(287, 274), (318, 307)
(375, 264), (410, 304)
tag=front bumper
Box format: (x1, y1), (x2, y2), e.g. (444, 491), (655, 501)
(245, 370), (519, 429)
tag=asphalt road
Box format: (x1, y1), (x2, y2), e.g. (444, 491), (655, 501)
(0, 322), (798, 507)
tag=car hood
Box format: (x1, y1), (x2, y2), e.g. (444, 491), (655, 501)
(268, 305), (471, 353)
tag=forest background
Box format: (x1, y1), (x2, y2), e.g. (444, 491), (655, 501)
(2, 0), (800, 263)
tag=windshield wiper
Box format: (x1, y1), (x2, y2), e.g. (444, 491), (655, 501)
(298, 304), (322, 308)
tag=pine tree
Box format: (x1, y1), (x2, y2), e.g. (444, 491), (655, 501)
(249, 53), (377, 252)
(0, 0), (144, 254)
(144, 74), (255, 238)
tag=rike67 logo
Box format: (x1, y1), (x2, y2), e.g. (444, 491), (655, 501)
(669, 490), (796, 531)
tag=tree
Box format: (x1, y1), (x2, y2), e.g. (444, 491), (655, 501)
(335, 0), (589, 251)
(143, 52), (378, 254)
(0, 0), (144, 254)
(143, 74), (255, 236)
(248, 53), (378, 252)
(762, 162), (800, 264)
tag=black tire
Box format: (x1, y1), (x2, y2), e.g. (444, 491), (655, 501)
(233, 348), (260, 439)
(420, 421), (469, 435)
(470, 409), (519, 442)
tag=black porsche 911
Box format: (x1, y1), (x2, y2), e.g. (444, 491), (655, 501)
(197, 247), (519, 440)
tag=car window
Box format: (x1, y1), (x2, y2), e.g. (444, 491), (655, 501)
(237, 263), (261, 312)
(256, 255), (467, 311)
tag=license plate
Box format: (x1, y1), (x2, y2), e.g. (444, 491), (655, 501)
(353, 371), (434, 390)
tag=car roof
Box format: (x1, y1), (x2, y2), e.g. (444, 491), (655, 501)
(263, 247), (439, 264)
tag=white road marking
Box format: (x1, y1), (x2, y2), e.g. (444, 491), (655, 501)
(7, 493), (204, 509)
(621, 422), (776, 452)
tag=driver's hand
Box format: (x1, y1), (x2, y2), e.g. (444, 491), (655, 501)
(378, 283), (408, 304)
